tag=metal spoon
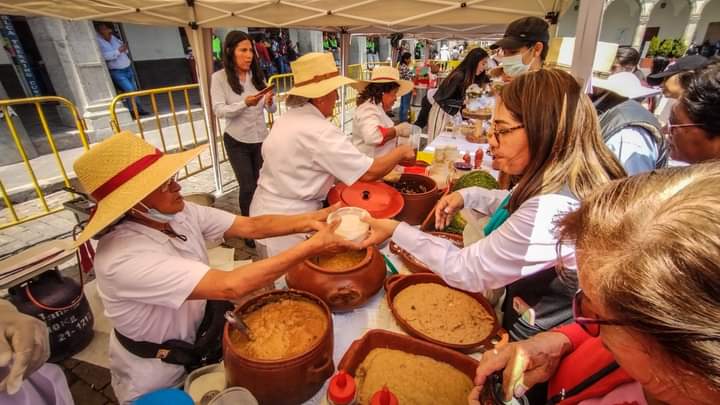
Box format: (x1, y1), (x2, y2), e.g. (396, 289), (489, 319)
(224, 311), (255, 341)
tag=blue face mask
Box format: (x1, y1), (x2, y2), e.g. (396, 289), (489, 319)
(501, 50), (532, 77)
(134, 202), (176, 223)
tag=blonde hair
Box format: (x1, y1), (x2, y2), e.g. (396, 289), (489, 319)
(499, 69), (626, 212)
(558, 162), (720, 389)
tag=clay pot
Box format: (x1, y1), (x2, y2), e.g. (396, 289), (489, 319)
(389, 232), (463, 273)
(286, 247), (386, 312)
(389, 173), (442, 225)
(338, 329), (478, 380)
(223, 290), (334, 405)
(384, 273), (505, 353)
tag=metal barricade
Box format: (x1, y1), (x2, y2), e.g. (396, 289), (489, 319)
(0, 96), (89, 230)
(109, 84), (225, 182)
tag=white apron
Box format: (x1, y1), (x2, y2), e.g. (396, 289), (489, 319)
(249, 187), (323, 258)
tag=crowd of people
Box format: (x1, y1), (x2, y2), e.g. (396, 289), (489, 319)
(2, 14), (720, 405)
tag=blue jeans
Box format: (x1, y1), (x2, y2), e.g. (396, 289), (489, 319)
(400, 92), (412, 122)
(109, 66), (144, 113)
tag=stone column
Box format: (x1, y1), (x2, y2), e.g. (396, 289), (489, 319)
(378, 37), (392, 63)
(683, 0), (711, 45)
(27, 17), (128, 142)
(632, 0), (659, 49)
(350, 35), (366, 66)
(295, 30), (323, 54)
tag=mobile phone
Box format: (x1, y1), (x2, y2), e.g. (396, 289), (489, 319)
(256, 84), (275, 96)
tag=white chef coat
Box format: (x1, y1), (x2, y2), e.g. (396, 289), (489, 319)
(250, 103), (373, 257)
(352, 100), (396, 158)
(392, 187), (578, 293)
(93, 202), (235, 404)
(605, 127), (659, 175)
(96, 34), (131, 70)
(210, 69), (276, 144)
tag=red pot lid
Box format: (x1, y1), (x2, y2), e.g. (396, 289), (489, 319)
(327, 182), (404, 219)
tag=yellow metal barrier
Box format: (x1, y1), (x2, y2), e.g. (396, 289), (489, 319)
(0, 96), (89, 230)
(109, 84), (225, 182)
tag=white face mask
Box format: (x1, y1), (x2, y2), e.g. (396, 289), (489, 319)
(133, 202), (176, 223)
(501, 50), (532, 77)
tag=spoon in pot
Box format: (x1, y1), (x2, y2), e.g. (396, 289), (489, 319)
(224, 311), (255, 341)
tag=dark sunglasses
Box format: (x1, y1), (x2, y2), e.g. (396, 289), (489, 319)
(573, 289), (627, 337)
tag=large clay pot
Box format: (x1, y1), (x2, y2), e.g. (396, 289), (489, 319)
(286, 247), (386, 312)
(390, 173), (442, 225)
(223, 290), (334, 405)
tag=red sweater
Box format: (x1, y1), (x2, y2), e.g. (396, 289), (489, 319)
(548, 323), (635, 404)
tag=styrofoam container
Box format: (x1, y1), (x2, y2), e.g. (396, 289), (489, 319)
(327, 207), (371, 243)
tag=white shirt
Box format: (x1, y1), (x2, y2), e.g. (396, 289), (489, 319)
(352, 100), (396, 158)
(93, 202), (234, 404)
(605, 127), (658, 175)
(255, 103), (373, 202)
(96, 34), (131, 70)
(210, 69), (276, 144)
(392, 187), (578, 293)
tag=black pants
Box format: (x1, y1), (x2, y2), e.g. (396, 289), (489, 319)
(223, 134), (263, 216)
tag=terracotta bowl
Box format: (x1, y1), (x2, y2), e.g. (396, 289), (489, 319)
(388, 173), (443, 225)
(384, 273), (503, 353)
(388, 231), (463, 273)
(338, 329), (478, 381)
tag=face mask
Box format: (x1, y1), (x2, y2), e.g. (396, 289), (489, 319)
(501, 51), (531, 77)
(133, 202), (176, 223)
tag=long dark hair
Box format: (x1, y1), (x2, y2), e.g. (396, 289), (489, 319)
(446, 47), (490, 90)
(223, 31), (266, 96)
(499, 69), (626, 213)
(400, 52), (412, 66)
(356, 82), (400, 106)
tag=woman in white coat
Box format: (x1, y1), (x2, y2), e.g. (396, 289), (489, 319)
(351, 66), (414, 158)
(250, 53), (416, 258)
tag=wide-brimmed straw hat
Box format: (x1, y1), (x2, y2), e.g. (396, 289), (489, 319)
(287, 52), (356, 98)
(72, 131), (206, 245)
(592, 72), (660, 100)
(350, 66), (414, 97)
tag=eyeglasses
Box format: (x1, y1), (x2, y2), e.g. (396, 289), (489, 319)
(573, 289), (627, 337)
(488, 123), (524, 140)
(159, 173), (179, 192)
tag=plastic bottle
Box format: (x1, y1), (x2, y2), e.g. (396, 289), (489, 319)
(370, 386), (398, 405)
(327, 371), (357, 405)
(474, 149), (484, 169)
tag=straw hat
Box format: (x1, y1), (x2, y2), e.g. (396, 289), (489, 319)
(72, 131), (206, 245)
(350, 66), (414, 97)
(287, 52), (356, 98)
(592, 72), (660, 100)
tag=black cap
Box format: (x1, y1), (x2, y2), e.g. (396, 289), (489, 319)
(646, 55), (710, 86)
(491, 17), (550, 50)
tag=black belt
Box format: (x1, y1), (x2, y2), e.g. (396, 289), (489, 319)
(114, 300), (233, 372)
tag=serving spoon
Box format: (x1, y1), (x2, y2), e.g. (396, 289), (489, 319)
(224, 311), (255, 341)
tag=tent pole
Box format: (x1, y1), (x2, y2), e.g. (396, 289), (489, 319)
(570, 0), (604, 92)
(201, 27), (224, 195)
(340, 29), (350, 134)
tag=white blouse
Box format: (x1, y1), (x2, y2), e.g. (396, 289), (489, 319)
(391, 186), (579, 293)
(352, 100), (396, 158)
(210, 69), (276, 144)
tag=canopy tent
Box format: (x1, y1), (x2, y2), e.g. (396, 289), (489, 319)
(0, 0), (602, 193)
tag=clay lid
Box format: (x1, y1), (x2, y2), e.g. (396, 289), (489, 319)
(328, 182), (404, 219)
(328, 370), (356, 404)
(370, 386), (398, 405)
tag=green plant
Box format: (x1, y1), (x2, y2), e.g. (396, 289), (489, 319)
(670, 38), (688, 58)
(658, 39), (674, 57)
(647, 36), (661, 57)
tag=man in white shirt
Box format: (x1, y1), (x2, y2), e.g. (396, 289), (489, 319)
(95, 23), (149, 117)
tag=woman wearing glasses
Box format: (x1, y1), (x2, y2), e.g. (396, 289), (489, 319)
(666, 64), (720, 164)
(361, 69), (625, 340)
(469, 163), (720, 405)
